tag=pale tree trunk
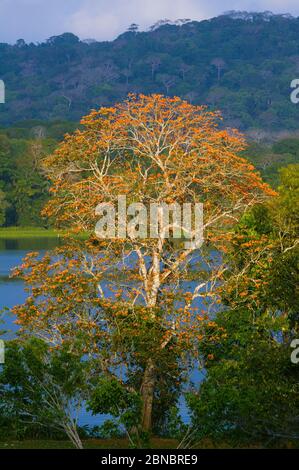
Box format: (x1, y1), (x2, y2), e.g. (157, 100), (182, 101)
(140, 357), (156, 432)
(138, 243), (162, 433)
(64, 420), (83, 449)
(140, 268), (159, 432)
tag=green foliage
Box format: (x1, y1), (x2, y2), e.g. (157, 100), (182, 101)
(162, 406), (189, 441)
(0, 338), (88, 445)
(278, 164), (299, 232)
(273, 138), (299, 156)
(89, 420), (124, 439)
(87, 378), (153, 447)
(110, 308), (184, 436)
(187, 309), (299, 446)
(244, 142), (299, 188)
(187, 166), (299, 446)
(226, 164), (299, 318)
(0, 121), (74, 227)
(0, 189), (9, 225)
(88, 378), (142, 430)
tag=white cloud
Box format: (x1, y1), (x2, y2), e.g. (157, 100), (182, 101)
(65, 0), (210, 41)
(0, 0), (299, 43)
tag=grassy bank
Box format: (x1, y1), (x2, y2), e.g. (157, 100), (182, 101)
(0, 438), (179, 449)
(0, 227), (89, 240)
(1, 438), (293, 449)
(0, 227), (62, 239)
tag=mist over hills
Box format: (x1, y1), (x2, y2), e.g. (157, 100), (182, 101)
(1, 11), (299, 133)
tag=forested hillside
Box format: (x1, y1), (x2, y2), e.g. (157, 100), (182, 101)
(1, 11), (299, 131)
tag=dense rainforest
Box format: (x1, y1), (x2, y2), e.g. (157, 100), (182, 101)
(1, 11), (299, 131)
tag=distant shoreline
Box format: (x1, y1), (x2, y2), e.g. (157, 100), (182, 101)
(0, 227), (61, 239)
(0, 227), (89, 240)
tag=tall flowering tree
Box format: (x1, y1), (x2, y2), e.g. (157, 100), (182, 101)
(13, 95), (274, 433)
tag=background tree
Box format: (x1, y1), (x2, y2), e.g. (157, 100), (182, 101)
(0, 339), (88, 448)
(187, 308), (299, 446)
(0, 189), (9, 226)
(127, 24), (139, 34)
(211, 58), (226, 82)
(146, 56), (162, 81)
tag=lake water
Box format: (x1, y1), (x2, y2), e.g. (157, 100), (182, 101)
(0, 237), (193, 427)
(0, 237), (62, 339)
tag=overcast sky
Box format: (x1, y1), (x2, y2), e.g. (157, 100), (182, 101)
(1, 0), (299, 44)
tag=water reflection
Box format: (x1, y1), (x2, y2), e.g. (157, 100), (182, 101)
(0, 237), (62, 251)
(0, 237), (61, 338)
